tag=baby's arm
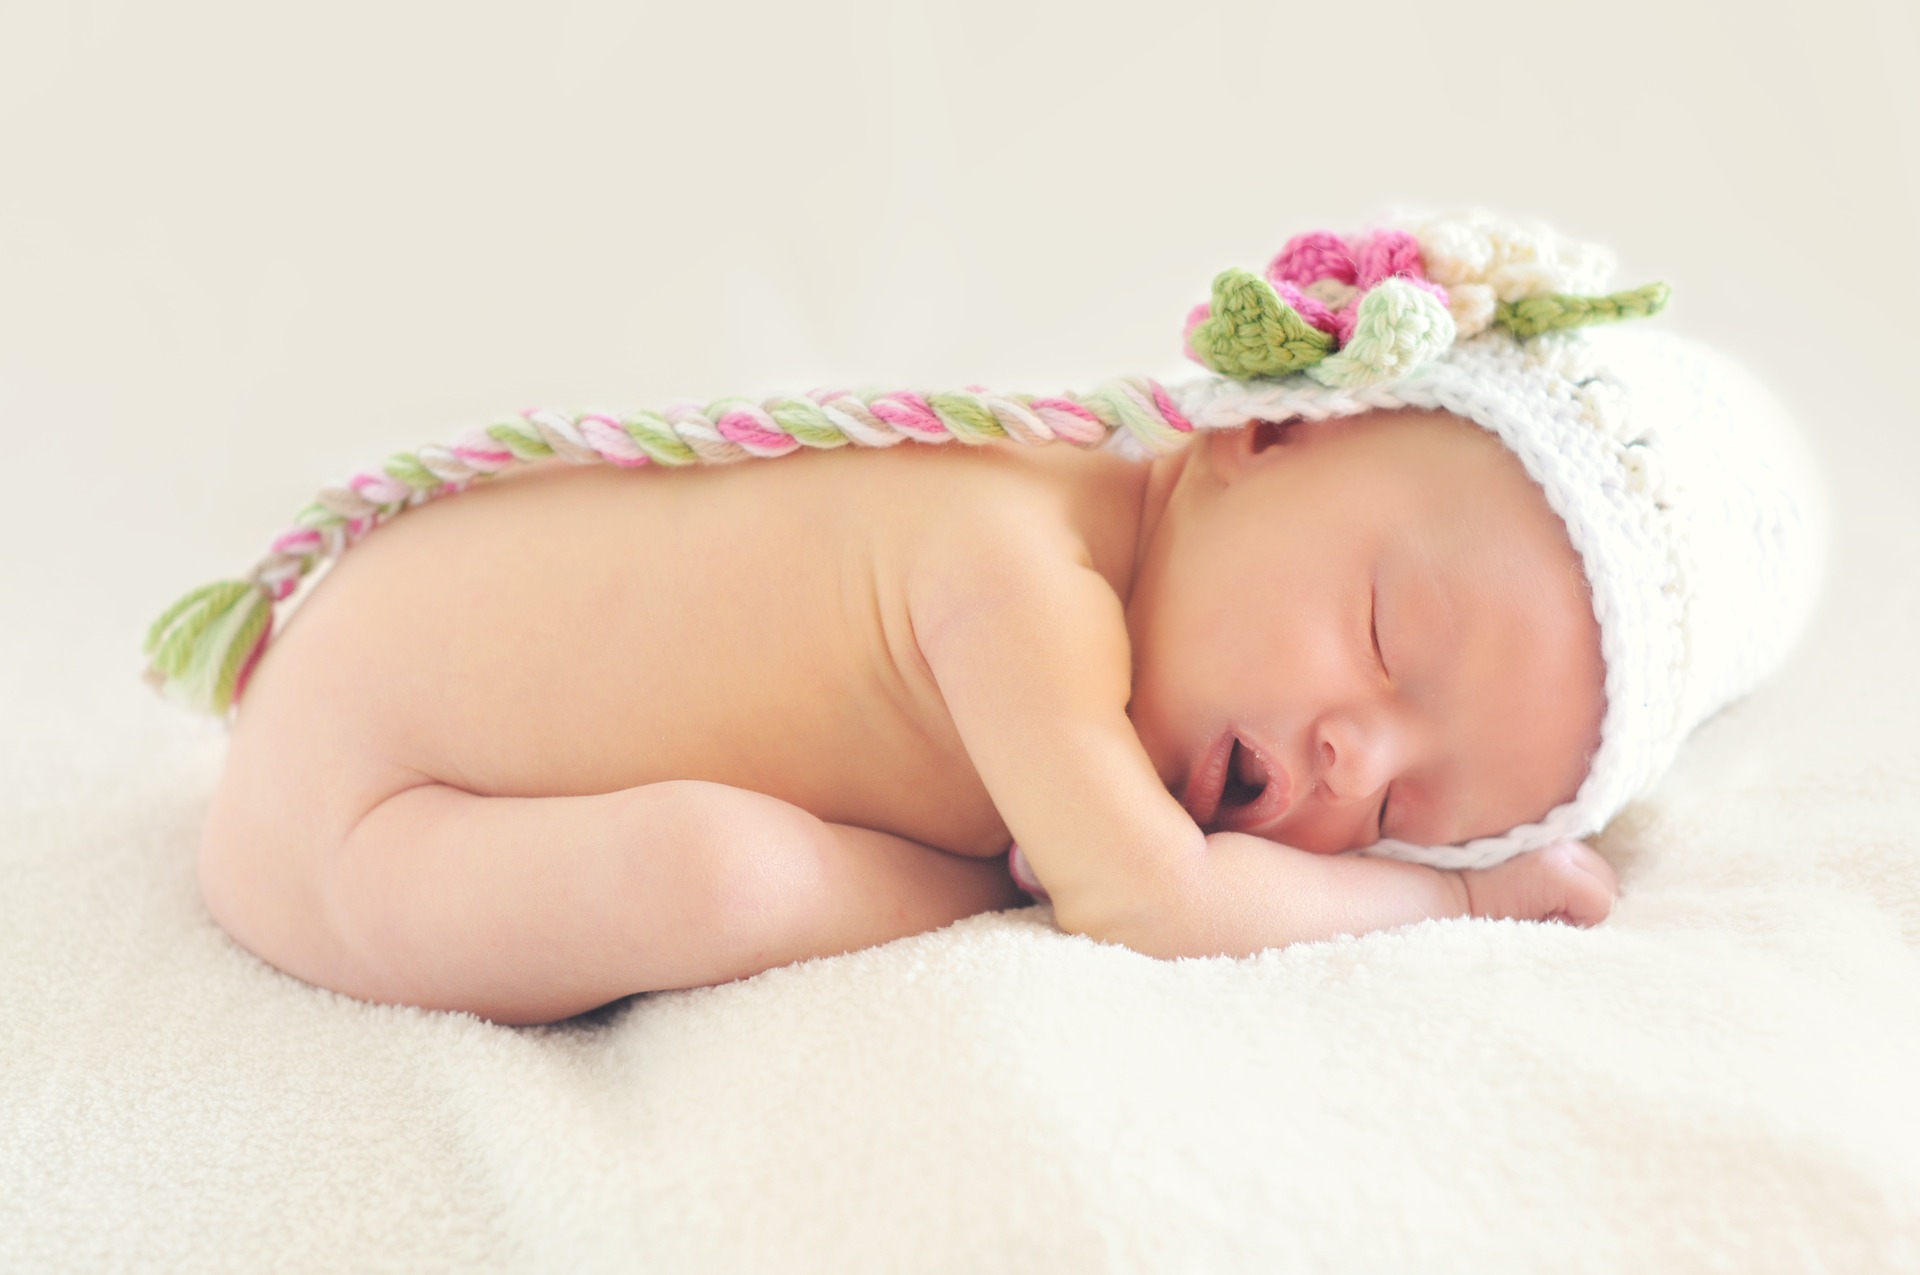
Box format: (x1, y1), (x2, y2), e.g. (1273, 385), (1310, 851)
(1142, 832), (1616, 959)
(912, 544), (1615, 957)
(911, 542), (1201, 941)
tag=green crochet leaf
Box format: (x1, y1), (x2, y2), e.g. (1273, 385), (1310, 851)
(1494, 281), (1672, 339)
(1189, 268), (1334, 379)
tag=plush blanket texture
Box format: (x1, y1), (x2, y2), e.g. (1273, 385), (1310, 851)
(2, 384), (1917, 1272)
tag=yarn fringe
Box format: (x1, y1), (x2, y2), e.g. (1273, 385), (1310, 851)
(142, 580), (275, 717)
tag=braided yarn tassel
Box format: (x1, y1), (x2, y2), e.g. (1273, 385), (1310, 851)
(142, 580), (275, 716)
(142, 379), (1196, 718)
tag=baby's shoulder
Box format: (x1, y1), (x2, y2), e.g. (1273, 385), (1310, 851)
(886, 444), (1109, 645)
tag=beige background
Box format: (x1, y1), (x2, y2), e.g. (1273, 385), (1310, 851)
(1, 0), (1915, 617)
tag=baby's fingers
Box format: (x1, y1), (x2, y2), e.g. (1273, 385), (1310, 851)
(1536, 840), (1618, 927)
(1462, 840), (1619, 928)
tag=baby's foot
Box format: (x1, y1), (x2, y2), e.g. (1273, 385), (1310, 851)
(1460, 841), (1618, 928)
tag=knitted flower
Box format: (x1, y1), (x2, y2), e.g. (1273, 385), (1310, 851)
(1183, 227), (1455, 389)
(1389, 208), (1618, 338)
(1267, 229), (1451, 346)
(1184, 212), (1672, 387)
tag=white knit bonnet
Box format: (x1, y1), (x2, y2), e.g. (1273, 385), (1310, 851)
(1147, 208), (1828, 870)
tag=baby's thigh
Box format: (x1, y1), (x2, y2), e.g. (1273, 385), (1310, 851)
(197, 669), (430, 995)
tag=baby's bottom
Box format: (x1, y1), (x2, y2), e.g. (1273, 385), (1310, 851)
(203, 778), (1022, 1026)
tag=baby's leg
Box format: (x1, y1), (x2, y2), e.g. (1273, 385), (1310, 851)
(312, 780), (1021, 1025)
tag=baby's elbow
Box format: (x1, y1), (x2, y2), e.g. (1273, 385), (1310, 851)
(1065, 910), (1187, 961)
(1053, 892), (1140, 950)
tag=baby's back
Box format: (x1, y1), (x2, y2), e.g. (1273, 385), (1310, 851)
(220, 437), (1120, 861)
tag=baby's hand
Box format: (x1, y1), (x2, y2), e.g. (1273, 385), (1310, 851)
(1458, 841), (1619, 928)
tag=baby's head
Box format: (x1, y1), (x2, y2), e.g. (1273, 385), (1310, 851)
(1127, 404), (1607, 860)
(1125, 210), (1828, 870)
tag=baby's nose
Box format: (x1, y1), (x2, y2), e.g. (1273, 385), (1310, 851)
(1313, 716), (1398, 804)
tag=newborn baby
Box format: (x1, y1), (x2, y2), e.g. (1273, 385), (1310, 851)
(149, 211), (1823, 1026)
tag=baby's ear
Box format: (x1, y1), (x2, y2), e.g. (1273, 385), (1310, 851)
(1210, 417), (1312, 484)
(1249, 419), (1298, 455)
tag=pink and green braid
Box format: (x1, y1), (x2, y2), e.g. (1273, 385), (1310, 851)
(142, 378), (1198, 718)
(146, 216), (1672, 721)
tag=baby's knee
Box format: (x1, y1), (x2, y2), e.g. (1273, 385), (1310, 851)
(629, 780), (840, 951)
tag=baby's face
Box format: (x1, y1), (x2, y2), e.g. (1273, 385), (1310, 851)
(1124, 408), (1606, 854)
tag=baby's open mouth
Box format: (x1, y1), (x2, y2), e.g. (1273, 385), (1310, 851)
(1190, 730), (1279, 831)
(1207, 733), (1293, 835)
(1220, 736), (1269, 811)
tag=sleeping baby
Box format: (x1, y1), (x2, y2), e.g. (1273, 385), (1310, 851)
(145, 210), (1825, 1026)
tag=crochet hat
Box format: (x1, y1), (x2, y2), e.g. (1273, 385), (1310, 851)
(142, 208), (1825, 876)
(1160, 208), (1829, 869)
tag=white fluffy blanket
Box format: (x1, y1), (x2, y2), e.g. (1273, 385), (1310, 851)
(3, 405), (1918, 1273)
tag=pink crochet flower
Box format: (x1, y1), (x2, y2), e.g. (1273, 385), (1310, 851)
(1183, 228), (1450, 362)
